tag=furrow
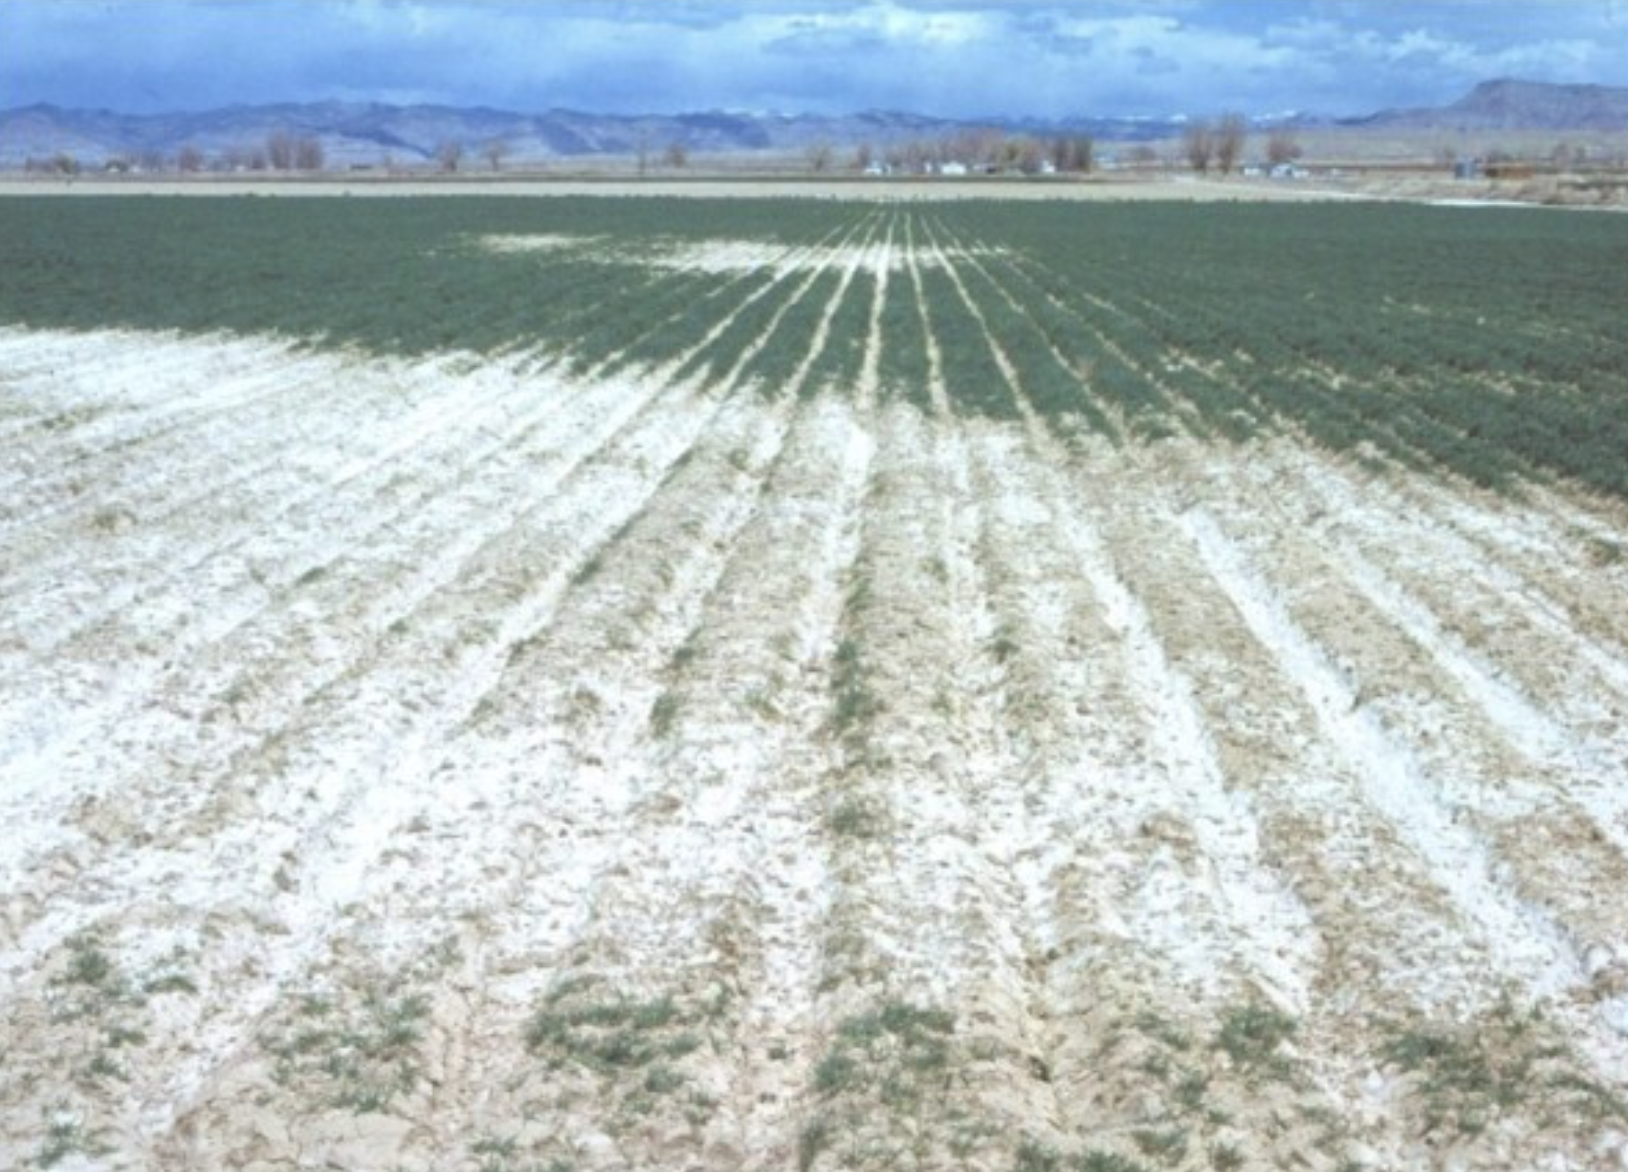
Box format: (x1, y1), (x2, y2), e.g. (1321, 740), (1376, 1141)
(0, 358), (654, 884)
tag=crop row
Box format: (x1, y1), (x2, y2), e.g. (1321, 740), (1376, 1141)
(2, 196), (1625, 498)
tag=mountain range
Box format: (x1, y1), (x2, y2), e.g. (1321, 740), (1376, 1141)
(2, 79), (1624, 169)
(1350, 78), (1628, 132)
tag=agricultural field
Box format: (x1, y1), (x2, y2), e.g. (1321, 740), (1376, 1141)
(1, 195), (1627, 1172)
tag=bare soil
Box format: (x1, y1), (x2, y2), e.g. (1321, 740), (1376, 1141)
(2, 235), (1627, 1171)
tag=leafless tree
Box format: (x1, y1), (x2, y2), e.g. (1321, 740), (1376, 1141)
(436, 140), (464, 173)
(1128, 143), (1161, 169)
(663, 141), (688, 169)
(1266, 128), (1301, 166)
(267, 130), (296, 171)
(1183, 121), (1215, 173)
(176, 145), (206, 173)
(1550, 140), (1585, 171)
(1215, 112), (1248, 175)
(482, 139), (510, 172)
(293, 136), (324, 171)
(1052, 135), (1093, 174)
(1009, 137), (1045, 175)
(135, 148), (166, 173)
(853, 142), (874, 172)
(806, 141), (833, 173)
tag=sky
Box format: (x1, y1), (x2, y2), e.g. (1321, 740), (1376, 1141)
(1, 0), (1625, 120)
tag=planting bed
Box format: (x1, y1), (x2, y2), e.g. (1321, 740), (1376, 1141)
(2, 198), (1627, 1171)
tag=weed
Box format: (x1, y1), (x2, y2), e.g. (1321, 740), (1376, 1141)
(265, 976), (430, 1113)
(649, 692), (681, 738)
(826, 793), (884, 841)
(990, 620), (1021, 664)
(1173, 1068), (1209, 1112)
(1014, 1140), (1062, 1172)
(56, 935), (120, 999)
(526, 977), (721, 1137)
(34, 1104), (104, 1169)
(1379, 995), (1626, 1139)
(829, 635), (881, 745)
(643, 1063), (684, 1095)
(1013, 1143), (1152, 1172)
(1078, 1154), (1153, 1172)
(1214, 1003), (1297, 1084)
(814, 1002), (950, 1100)
(1209, 1143), (1244, 1171)
(1133, 1011), (1192, 1053)
(798, 1114), (833, 1172)
(1583, 534), (1623, 567)
(470, 1133), (573, 1172)
(83, 1051), (125, 1082)
(89, 506), (128, 534)
(570, 550), (607, 587)
(1131, 1126), (1188, 1166)
(806, 1000), (983, 1164)
(740, 678), (782, 721)
(527, 979), (699, 1073)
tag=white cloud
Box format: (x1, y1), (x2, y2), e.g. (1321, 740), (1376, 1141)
(2, 0), (1626, 118)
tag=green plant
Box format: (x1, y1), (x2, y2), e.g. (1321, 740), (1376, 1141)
(798, 1114), (833, 1172)
(825, 793), (884, 840)
(34, 1104), (104, 1169)
(1131, 1127), (1188, 1166)
(1215, 1003), (1297, 1084)
(1378, 996), (1625, 1139)
(1078, 1152), (1153, 1172)
(265, 979), (431, 1113)
(649, 692), (681, 737)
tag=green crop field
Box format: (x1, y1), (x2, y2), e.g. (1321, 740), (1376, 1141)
(4, 196), (1626, 497)
(3, 193), (1628, 1171)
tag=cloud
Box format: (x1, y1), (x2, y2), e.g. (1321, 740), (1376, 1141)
(1, 0), (1625, 118)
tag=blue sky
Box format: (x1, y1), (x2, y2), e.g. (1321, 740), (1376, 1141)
(2, 1), (1624, 119)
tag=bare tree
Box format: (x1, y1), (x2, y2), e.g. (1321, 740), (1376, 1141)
(1550, 140), (1585, 171)
(267, 130), (296, 171)
(853, 142), (874, 172)
(293, 136), (324, 171)
(135, 148), (166, 173)
(176, 144), (206, 173)
(1010, 137), (1045, 175)
(482, 139), (510, 172)
(806, 141), (833, 173)
(435, 140), (464, 173)
(663, 141), (688, 169)
(1052, 135), (1093, 174)
(1215, 112), (1248, 175)
(1183, 121), (1215, 174)
(1266, 128), (1301, 166)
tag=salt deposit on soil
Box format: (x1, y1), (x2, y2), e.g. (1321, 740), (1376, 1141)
(3, 301), (1627, 1170)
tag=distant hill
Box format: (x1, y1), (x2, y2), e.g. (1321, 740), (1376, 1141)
(4, 79), (1625, 170)
(1348, 78), (1628, 131)
(0, 101), (1192, 169)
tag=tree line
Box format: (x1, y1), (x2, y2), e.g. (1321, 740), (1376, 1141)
(29, 130), (328, 176)
(1181, 115), (1301, 175)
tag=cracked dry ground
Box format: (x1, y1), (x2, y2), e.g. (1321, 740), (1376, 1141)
(3, 221), (1628, 1172)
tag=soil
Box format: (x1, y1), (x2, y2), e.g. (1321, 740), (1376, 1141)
(2, 237), (1627, 1171)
